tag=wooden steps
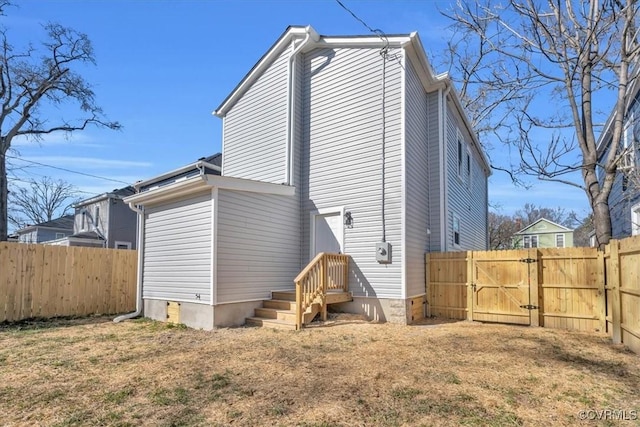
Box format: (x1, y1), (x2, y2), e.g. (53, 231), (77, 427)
(246, 290), (352, 330)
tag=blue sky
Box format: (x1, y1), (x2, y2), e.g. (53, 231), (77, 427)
(6, 0), (591, 218)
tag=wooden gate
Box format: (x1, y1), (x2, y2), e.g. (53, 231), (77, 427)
(470, 249), (539, 326)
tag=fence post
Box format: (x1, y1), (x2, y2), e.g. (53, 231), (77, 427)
(466, 251), (474, 321)
(321, 255), (328, 322)
(424, 253), (430, 317)
(529, 249), (540, 327)
(596, 249), (606, 333)
(609, 240), (622, 344)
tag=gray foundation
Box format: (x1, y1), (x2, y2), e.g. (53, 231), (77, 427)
(331, 297), (414, 324)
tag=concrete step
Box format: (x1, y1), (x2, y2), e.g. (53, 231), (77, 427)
(245, 317), (297, 330)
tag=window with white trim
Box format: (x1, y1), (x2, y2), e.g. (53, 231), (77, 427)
(94, 206), (100, 229)
(55, 232), (65, 239)
(457, 138), (463, 177)
(453, 214), (461, 247)
(523, 235), (538, 248)
(556, 233), (565, 248)
(81, 211), (87, 231)
(632, 203), (640, 236)
(115, 241), (132, 250)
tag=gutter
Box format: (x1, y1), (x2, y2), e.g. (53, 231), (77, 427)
(134, 160), (221, 191)
(285, 26), (315, 185)
(114, 203), (145, 323)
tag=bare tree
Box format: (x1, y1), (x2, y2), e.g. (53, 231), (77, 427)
(8, 176), (78, 229)
(442, 0), (640, 248)
(488, 211), (521, 249)
(0, 2), (120, 240)
(514, 203), (578, 229)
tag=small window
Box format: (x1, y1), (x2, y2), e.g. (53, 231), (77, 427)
(632, 204), (640, 236)
(457, 138), (463, 176)
(453, 215), (461, 247)
(95, 206), (100, 228)
(523, 235), (538, 248)
(81, 211), (87, 231)
(556, 234), (565, 248)
(55, 232), (65, 239)
(622, 175), (629, 192)
(115, 241), (132, 250)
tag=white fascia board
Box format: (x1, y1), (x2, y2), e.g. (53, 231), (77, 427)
(134, 161), (221, 190)
(317, 35), (410, 49)
(205, 175), (296, 196)
(214, 26), (319, 117)
(124, 176), (212, 207)
(514, 218), (573, 234)
(124, 175), (295, 208)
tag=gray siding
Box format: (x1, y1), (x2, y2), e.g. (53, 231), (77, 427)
(107, 200), (137, 249)
(216, 189), (300, 303)
(222, 46), (290, 183)
(300, 47), (404, 299)
(445, 103), (488, 250)
(143, 192), (212, 304)
(404, 59), (430, 298)
(426, 91), (442, 251)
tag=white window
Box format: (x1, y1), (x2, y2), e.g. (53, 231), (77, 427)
(632, 203), (640, 236)
(466, 150), (471, 187)
(94, 206), (100, 228)
(55, 232), (65, 239)
(556, 234), (565, 248)
(114, 241), (132, 250)
(523, 235), (538, 248)
(457, 138), (463, 177)
(81, 211), (87, 231)
(453, 214), (461, 247)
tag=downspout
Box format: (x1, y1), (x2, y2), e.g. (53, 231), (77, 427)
(285, 28), (312, 185)
(114, 203), (145, 323)
(441, 85), (451, 251)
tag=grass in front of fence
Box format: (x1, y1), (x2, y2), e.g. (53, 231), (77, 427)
(0, 316), (638, 427)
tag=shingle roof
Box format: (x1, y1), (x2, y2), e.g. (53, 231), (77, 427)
(18, 214), (74, 232)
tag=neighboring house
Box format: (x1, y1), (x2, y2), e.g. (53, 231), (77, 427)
(124, 26), (491, 330)
(513, 218), (574, 249)
(15, 215), (74, 244)
(47, 187), (137, 249)
(596, 72), (640, 239)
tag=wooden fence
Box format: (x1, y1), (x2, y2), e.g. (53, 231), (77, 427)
(426, 236), (640, 355)
(0, 242), (137, 322)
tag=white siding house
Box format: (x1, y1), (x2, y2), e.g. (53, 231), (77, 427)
(124, 26), (490, 329)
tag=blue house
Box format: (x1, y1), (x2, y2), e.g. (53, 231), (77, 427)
(597, 78), (640, 239)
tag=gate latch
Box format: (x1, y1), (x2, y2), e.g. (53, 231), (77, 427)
(519, 304), (539, 310)
(519, 258), (538, 264)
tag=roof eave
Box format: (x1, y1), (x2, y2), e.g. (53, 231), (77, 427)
(214, 25), (320, 117)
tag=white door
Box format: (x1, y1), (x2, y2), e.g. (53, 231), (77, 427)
(313, 211), (342, 256)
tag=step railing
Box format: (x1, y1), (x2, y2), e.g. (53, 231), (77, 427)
(294, 252), (350, 330)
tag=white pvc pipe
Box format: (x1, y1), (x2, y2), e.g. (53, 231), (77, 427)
(285, 28), (312, 185)
(114, 203), (145, 323)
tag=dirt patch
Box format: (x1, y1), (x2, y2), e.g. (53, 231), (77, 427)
(0, 316), (638, 426)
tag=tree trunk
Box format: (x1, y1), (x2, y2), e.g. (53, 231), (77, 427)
(592, 196), (612, 250)
(0, 150), (7, 241)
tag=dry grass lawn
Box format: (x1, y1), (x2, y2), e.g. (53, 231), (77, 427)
(0, 315), (639, 427)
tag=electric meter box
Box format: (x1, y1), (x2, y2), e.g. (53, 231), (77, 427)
(376, 241), (392, 264)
